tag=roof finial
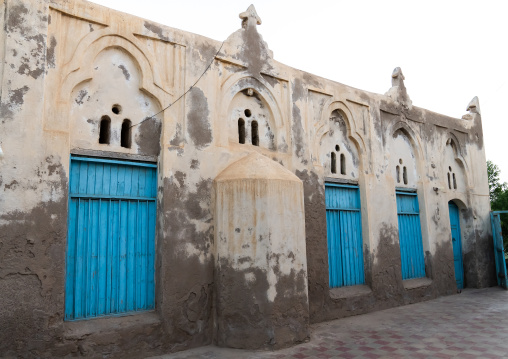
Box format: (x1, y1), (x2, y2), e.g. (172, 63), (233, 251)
(466, 96), (480, 114)
(385, 67), (412, 110)
(239, 4), (262, 29)
(391, 67), (405, 87)
(462, 96), (480, 120)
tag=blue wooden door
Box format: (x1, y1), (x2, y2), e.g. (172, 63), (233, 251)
(326, 183), (365, 287)
(491, 211), (508, 289)
(396, 191), (425, 280)
(65, 156), (157, 320)
(448, 202), (464, 289)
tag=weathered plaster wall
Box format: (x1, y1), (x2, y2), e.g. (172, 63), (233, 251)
(0, 0), (495, 357)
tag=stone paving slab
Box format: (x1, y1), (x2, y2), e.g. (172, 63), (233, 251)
(150, 287), (508, 359)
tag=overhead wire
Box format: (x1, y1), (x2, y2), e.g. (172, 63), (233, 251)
(130, 40), (225, 129)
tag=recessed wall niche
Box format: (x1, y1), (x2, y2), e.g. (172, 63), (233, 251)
(70, 46), (161, 156)
(319, 110), (359, 179)
(228, 88), (276, 151)
(391, 129), (417, 188)
(444, 138), (466, 191)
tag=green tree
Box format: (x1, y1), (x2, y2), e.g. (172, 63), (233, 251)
(487, 160), (507, 203)
(487, 160), (508, 252)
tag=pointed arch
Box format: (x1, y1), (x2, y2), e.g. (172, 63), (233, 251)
(60, 30), (169, 106)
(313, 100), (367, 167)
(389, 121), (425, 164)
(444, 133), (472, 189)
(216, 72), (288, 151)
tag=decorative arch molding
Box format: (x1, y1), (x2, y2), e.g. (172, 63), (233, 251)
(448, 197), (468, 211)
(387, 120), (427, 188)
(313, 100), (366, 166)
(216, 72), (288, 149)
(60, 30), (171, 105)
(389, 121), (425, 162)
(45, 29), (176, 134)
(444, 133), (472, 189)
(445, 132), (465, 158)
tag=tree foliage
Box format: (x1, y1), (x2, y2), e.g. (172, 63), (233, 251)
(487, 160), (508, 252)
(487, 160), (507, 203)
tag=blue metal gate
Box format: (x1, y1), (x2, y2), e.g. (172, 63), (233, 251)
(326, 183), (364, 287)
(65, 156), (157, 320)
(448, 202), (464, 289)
(491, 211), (508, 289)
(396, 191), (425, 280)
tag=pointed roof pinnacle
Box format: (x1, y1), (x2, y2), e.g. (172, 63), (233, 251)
(239, 4), (262, 29)
(391, 67), (405, 87)
(385, 67), (412, 110)
(466, 96), (481, 114)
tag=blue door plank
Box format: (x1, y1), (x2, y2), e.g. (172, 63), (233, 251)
(97, 200), (107, 315)
(78, 162), (88, 194)
(110, 164), (118, 196)
(111, 200), (119, 314)
(127, 201), (136, 312)
(88, 199), (99, 317)
(139, 169), (146, 198)
(102, 163), (111, 196)
(70, 161), (80, 195)
(119, 199), (127, 313)
(65, 199), (77, 320)
(147, 202), (156, 308)
(95, 163), (104, 195)
(137, 201), (144, 309)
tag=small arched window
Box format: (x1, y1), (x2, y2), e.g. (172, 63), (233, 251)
(403, 166), (408, 185)
(99, 116), (111, 144)
(340, 154), (346, 175)
(396, 165), (401, 183)
(331, 152), (337, 174)
(251, 120), (259, 146)
(448, 173), (451, 189)
(238, 118), (245, 144)
(121, 119), (132, 148)
(453, 173), (457, 190)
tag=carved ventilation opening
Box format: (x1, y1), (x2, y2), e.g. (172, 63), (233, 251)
(238, 118), (246, 144)
(112, 104), (122, 115)
(251, 120), (259, 146)
(448, 166), (457, 190)
(397, 159), (408, 184)
(331, 152), (337, 173)
(340, 154), (346, 175)
(121, 119), (132, 148)
(330, 144), (347, 175)
(99, 116), (111, 144)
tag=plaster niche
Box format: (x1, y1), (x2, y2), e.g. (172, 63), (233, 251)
(228, 88), (276, 151)
(391, 129), (418, 188)
(213, 152), (309, 350)
(319, 110), (359, 179)
(444, 139), (466, 191)
(70, 47), (161, 157)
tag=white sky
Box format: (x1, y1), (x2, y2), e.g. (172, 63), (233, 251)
(90, 0), (508, 183)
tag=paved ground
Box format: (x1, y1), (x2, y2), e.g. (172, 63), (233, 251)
(151, 287), (508, 359)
